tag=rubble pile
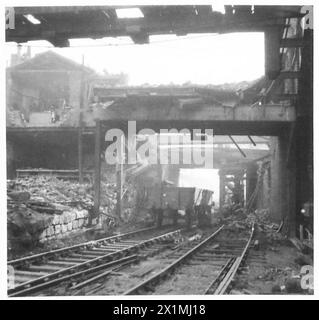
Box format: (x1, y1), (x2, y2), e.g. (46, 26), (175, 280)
(221, 207), (282, 235)
(246, 209), (282, 232)
(7, 176), (120, 247)
(7, 174), (140, 248)
(8, 176), (95, 208)
(220, 206), (314, 295)
(7, 175), (122, 213)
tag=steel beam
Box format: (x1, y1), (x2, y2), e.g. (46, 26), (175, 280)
(228, 135), (247, 158)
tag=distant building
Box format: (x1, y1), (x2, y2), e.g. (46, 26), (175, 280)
(6, 50), (95, 127)
(9, 45), (32, 67)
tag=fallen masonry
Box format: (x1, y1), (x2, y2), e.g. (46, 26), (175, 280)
(7, 175), (119, 255)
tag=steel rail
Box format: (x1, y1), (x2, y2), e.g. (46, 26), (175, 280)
(9, 255), (138, 297)
(213, 257), (241, 295)
(70, 258), (134, 291)
(124, 225), (224, 295)
(210, 223), (255, 295)
(8, 226), (158, 267)
(8, 228), (181, 297)
(204, 258), (233, 294)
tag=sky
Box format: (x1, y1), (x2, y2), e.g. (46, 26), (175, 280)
(5, 32), (265, 86)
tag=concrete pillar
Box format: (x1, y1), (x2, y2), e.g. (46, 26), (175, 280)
(270, 136), (284, 222)
(270, 134), (296, 236)
(287, 158), (296, 237)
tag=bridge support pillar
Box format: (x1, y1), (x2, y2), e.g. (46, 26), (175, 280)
(270, 133), (296, 236)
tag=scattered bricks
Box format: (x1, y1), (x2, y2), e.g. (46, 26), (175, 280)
(67, 212), (73, 223)
(47, 226), (55, 237)
(72, 220), (79, 229)
(77, 211), (84, 219)
(67, 222), (72, 231)
(52, 215), (60, 225)
(71, 211), (77, 221)
(39, 230), (46, 240)
(43, 228), (48, 237)
(63, 213), (69, 224)
(78, 218), (84, 228)
(61, 224), (68, 233)
(83, 210), (88, 218)
(55, 224), (61, 234)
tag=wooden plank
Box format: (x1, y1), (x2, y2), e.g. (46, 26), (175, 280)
(14, 270), (48, 278)
(27, 265), (63, 272)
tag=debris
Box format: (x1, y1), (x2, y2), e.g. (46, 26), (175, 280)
(253, 240), (259, 250)
(188, 234), (202, 242)
(271, 284), (285, 293)
(294, 253), (312, 266)
(242, 289), (254, 295)
(276, 220), (284, 233)
(271, 284), (282, 293)
(6, 175), (121, 218)
(285, 277), (303, 293)
(289, 237), (306, 252)
(257, 268), (283, 281)
(7, 191), (31, 202)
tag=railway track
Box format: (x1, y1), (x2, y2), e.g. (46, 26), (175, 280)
(7, 226), (182, 297)
(123, 223), (255, 295)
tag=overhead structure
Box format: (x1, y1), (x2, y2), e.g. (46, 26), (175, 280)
(7, 5), (302, 45)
